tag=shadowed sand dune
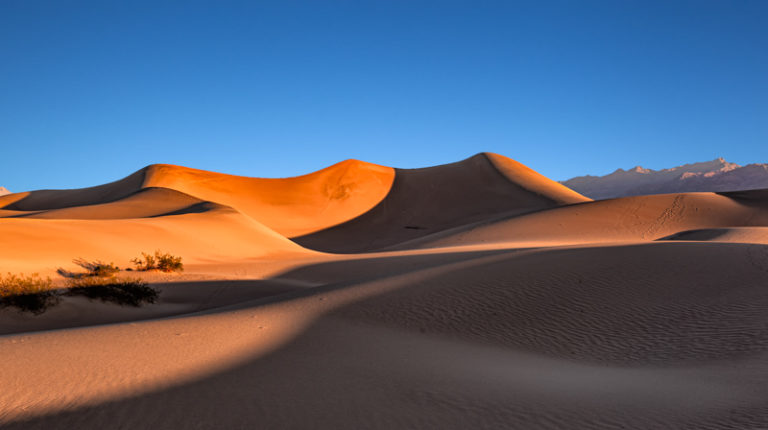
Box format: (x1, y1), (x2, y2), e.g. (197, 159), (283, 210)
(396, 190), (768, 249)
(294, 153), (591, 252)
(660, 226), (768, 244)
(3, 243), (768, 429)
(4, 154), (768, 429)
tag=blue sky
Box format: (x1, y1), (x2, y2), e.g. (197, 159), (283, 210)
(1, 0), (766, 191)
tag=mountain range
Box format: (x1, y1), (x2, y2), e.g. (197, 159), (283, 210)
(562, 158), (768, 200)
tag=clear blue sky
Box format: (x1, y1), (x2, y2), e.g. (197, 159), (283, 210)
(1, 0), (766, 192)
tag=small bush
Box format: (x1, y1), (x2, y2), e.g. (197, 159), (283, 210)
(58, 258), (120, 278)
(0, 273), (59, 314)
(66, 276), (159, 306)
(156, 252), (183, 272)
(131, 250), (183, 273)
(131, 252), (156, 271)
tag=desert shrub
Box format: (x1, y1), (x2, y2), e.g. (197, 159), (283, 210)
(66, 276), (159, 306)
(131, 250), (183, 272)
(58, 258), (120, 278)
(155, 252), (183, 272)
(131, 252), (157, 271)
(0, 273), (60, 314)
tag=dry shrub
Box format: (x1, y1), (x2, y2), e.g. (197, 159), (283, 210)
(131, 250), (183, 272)
(58, 258), (120, 278)
(66, 276), (158, 306)
(0, 273), (59, 314)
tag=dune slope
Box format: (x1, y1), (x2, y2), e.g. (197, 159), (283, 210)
(0, 161), (395, 237)
(5, 187), (219, 220)
(0, 206), (310, 275)
(294, 153), (591, 253)
(3, 242), (768, 429)
(398, 190), (768, 249)
(141, 160), (396, 237)
(0, 169), (147, 211)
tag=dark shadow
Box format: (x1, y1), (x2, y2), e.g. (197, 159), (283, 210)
(717, 188), (768, 208)
(150, 201), (224, 217)
(656, 228), (731, 242)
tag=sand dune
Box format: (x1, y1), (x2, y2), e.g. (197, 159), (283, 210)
(140, 160), (396, 237)
(1, 160), (394, 237)
(0, 168), (147, 211)
(3, 154), (768, 428)
(398, 190), (768, 249)
(3, 242), (768, 428)
(295, 153), (591, 252)
(4, 187), (220, 220)
(0, 206), (310, 275)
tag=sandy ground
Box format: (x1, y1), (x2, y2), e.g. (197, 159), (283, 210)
(2, 153), (768, 429)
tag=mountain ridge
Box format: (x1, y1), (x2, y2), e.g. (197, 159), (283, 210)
(562, 158), (768, 199)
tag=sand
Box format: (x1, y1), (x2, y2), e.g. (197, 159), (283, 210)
(2, 154), (768, 429)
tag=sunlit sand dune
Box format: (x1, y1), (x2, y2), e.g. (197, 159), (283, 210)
(0, 206), (310, 275)
(295, 153), (591, 252)
(2, 154), (768, 429)
(1, 160), (394, 237)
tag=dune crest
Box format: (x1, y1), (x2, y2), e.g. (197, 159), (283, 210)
(140, 160), (395, 237)
(0, 160), (395, 237)
(295, 153), (590, 252)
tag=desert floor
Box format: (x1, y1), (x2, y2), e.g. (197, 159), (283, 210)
(2, 153), (768, 429)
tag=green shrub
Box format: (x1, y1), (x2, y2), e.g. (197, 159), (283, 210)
(131, 250), (183, 273)
(66, 276), (159, 306)
(0, 273), (59, 314)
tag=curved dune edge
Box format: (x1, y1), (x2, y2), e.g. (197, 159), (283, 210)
(393, 191), (768, 250)
(483, 152), (591, 204)
(141, 160), (396, 237)
(0, 160), (396, 237)
(294, 153), (590, 253)
(6, 187), (221, 220)
(659, 226), (768, 244)
(0, 154), (590, 245)
(0, 169), (147, 212)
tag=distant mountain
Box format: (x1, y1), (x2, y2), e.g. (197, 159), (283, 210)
(561, 158), (768, 200)
(0, 187), (10, 196)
